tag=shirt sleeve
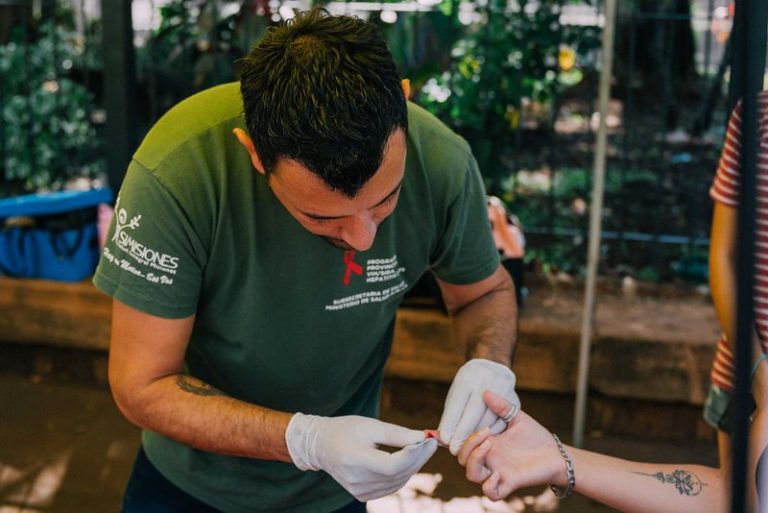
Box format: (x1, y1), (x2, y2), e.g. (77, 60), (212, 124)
(710, 99), (743, 207)
(429, 154), (500, 285)
(93, 161), (206, 318)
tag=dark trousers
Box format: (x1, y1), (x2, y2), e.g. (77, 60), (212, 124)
(122, 447), (366, 513)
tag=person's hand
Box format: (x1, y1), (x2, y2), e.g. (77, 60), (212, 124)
(285, 413), (438, 501)
(438, 358), (520, 455)
(457, 390), (563, 501)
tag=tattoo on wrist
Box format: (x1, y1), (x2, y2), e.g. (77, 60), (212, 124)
(176, 375), (225, 397)
(631, 470), (707, 496)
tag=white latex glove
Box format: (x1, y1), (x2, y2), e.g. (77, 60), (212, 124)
(285, 413), (438, 501)
(438, 358), (520, 455)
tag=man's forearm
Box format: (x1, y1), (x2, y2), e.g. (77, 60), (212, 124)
(450, 274), (517, 365)
(114, 373), (293, 462)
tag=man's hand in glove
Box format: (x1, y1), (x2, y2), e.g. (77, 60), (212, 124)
(438, 358), (520, 455)
(286, 413), (438, 501)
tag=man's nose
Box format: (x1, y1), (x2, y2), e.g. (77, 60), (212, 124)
(340, 213), (377, 251)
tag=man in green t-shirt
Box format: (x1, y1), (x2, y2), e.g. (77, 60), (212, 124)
(96, 9), (519, 513)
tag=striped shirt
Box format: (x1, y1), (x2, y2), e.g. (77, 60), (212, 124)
(710, 92), (768, 391)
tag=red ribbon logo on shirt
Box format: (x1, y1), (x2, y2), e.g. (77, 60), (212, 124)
(342, 250), (363, 286)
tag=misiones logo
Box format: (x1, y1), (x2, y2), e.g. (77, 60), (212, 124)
(112, 196), (142, 245)
(112, 195), (180, 273)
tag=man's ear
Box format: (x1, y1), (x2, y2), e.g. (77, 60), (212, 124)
(233, 128), (266, 175)
(401, 79), (411, 101)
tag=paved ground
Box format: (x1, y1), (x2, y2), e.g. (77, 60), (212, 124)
(0, 372), (719, 513)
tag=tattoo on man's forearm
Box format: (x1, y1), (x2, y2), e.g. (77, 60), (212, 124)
(631, 470), (707, 496)
(176, 375), (225, 397)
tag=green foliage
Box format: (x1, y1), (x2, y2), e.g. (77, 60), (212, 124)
(502, 165), (635, 229)
(137, 0), (270, 118)
(417, 0), (599, 188)
(0, 22), (104, 194)
(524, 238), (586, 275)
(374, 8), (463, 84)
(503, 163), (714, 282)
(671, 250), (708, 283)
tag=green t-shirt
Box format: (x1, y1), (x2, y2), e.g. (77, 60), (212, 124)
(94, 82), (499, 513)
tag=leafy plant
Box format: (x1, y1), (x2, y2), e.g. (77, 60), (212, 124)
(137, 0), (271, 121)
(0, 21), (104, 195)
(417, 0), (599, 188)
(373, 5), (463, 85)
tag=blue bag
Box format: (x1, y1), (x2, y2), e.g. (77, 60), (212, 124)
(0, 188), (113, 282)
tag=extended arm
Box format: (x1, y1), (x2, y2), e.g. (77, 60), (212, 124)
(108, 299), (437, 501)
(437, 264), (517, 365)
(435, 265), (519, 454)
(460, 389), (768, 513)
(555, 448), (724, 513)
(108, 299), (293, 461)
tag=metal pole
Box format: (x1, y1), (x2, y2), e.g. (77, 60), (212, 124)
(572, 0), (617, 448)
(101, 0), (137, 192)
(729, 0), (766, 511)
(703, 0), (714, 77)
(728, 0), (746, 115)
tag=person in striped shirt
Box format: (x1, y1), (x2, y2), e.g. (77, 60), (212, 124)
(705, 91), (768, 473)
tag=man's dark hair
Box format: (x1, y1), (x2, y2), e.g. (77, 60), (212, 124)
(240, 9), (407, 197)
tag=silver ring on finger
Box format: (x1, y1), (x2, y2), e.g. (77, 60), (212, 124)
(500, 404), (518, 423)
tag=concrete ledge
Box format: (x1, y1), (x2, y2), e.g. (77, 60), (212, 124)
(0, 277), (110, 351)
(0, 276), (720, 407)
(388, 286), (720, 406)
